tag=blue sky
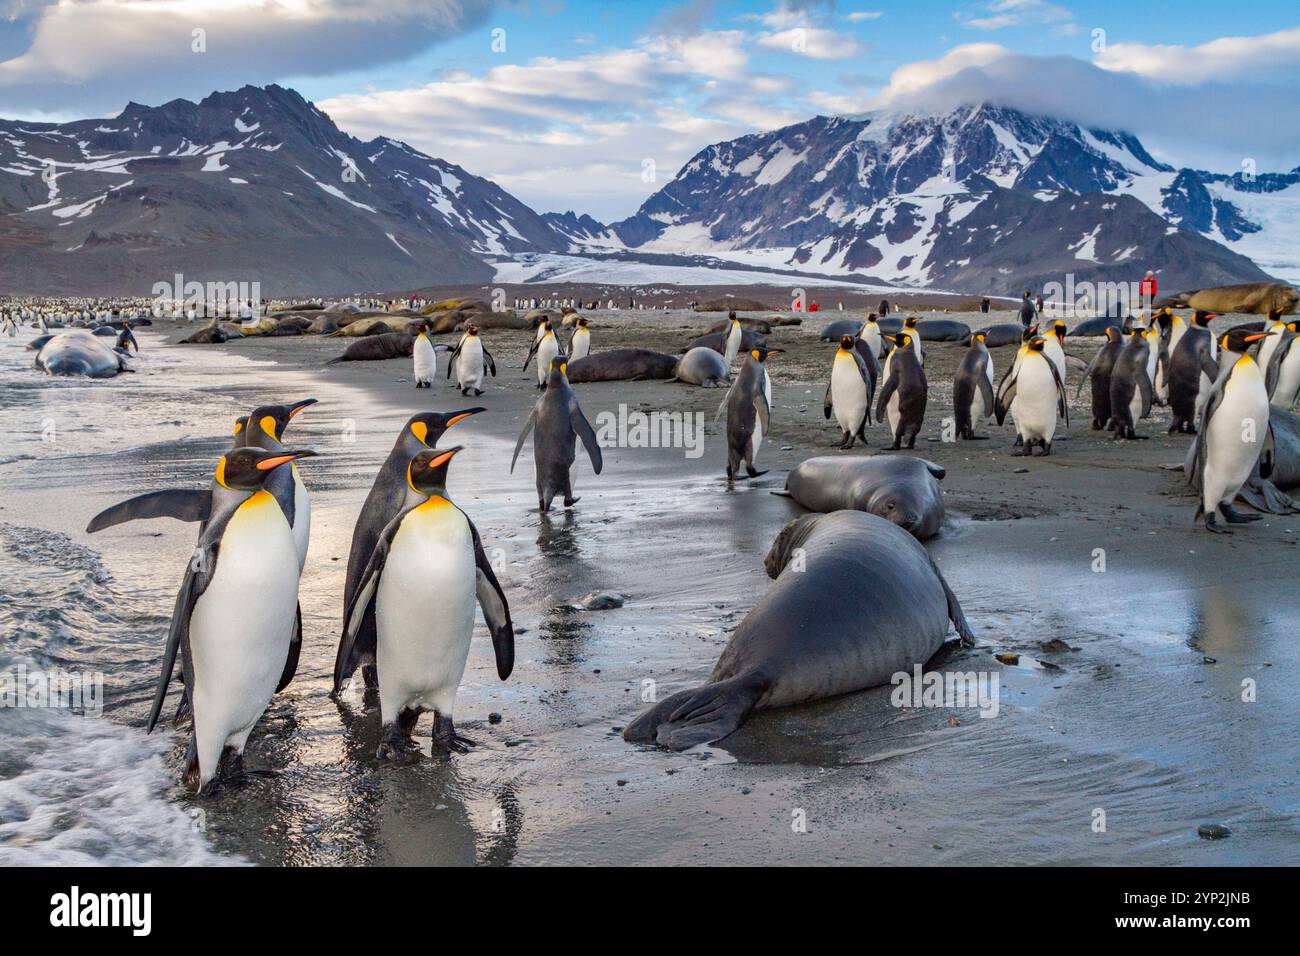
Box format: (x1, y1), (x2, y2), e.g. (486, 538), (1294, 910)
(2, 1), (1298, 219)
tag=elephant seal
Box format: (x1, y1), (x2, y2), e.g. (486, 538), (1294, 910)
(34, 331), (130, 377)
(819, 319), (860, 341)
(685, 328), (765, 355)
(707, 317), (771, 335)
(673, 346), (731, 387)
(327, 332), (414, 364)
(565, 348), (678, 383)
(331, 317), (403, 337)
(776, 455), (945, 540)
(623, 511), (974, 750)
(914, 319), (971, 343)
(1069, 315), (1124, 337)
(307, 314), (341, 335)
(975, 324), (1028, 348)
(181, 318), (228, 344)
(1157, 282), (1298, 316)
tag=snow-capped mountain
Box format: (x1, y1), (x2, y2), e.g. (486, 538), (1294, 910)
(0, 85), (563, 294)
(600, 104), (1288, 291)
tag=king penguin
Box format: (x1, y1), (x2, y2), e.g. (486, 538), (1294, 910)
(523, 323), (559, 388)
(1264, 320), (1300, 407)
(447, 324), (496, 396)
(824, 335), (873, 448)
(1255, 310), (1289, 378)
(337, 446), (514, 757)
(147, 445), (318, 793)
(857, 312), (885, 362)
(1108, 328), (1152, 439)
(995, 336), (1067, 456)
(413, 320), (445, 388)
(335, 408), (486, 694)
(569, 316), (592, 361)
(723, 312), (743, 366)
(719, 346), (782, 479)
(1077, 326), (1124, 430)
(953, 331), (995, 439)
(1189, 327), (1272, 533)
(512, 355), (603, 510)
(1167, 311), (1220, 433)
(876, 332), (927, 450)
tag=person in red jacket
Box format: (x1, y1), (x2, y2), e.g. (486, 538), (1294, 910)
(1139, 270), (1158, 310)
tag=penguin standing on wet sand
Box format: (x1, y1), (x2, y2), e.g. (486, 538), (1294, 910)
(1167, 311), (1220, 433)
(335, 408), (485, 694)
(413, 321), (445, 388)
(1189, 328), (1273, 533)
(720, 347), (782, 479)
(876, 333), (927, 450)
(447, 324), (496, 396)
(723, 312), (743, 366)
(953, 331), (994, 440)
(995, 337), (1067, 456)
(147, 445), (318, 793)
(523, 323), (559, 388)
(337, 447), (514, 757)
(569, 316), (592, 362)
(1108, 328), (1152, 439)
(116, 321), (138, 354)
(1077, 327), (1124, 430)
(512, 356), (603, 510)
(824, 335), (873, 448)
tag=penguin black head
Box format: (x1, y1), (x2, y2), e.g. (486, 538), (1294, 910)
(248, 398), (317, 444)
(903, 316), (919, 328)
(750, 347), (782, 362)
(232, 415), (248, 438)
(1221, 328), (1269, 355)
(1192, 311), (1219, 327)
(728, 310), (737, 321)
(865, 312), (879, 324)
(1022, 325), (1038, 341)
(1104, 326), (1120, 342)
(406, 407), (485, 448)
(547, 354), (570, 385)
(406, 446), (463, 497)
(465, 323), (480, 335)
(838, 335), (856, 351)
(216, 447), (317, 491)
(1051, 319), (1067, 339)
(973, 332), (987, 345)
(1026, 337), (1047, 352)
(419, 320), (433, 333)
(1022, 291), (1031, 299)
(576, 317), (589, 329)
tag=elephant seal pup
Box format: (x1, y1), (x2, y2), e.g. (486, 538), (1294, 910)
(181, 317), (228, 344)
(974, 324), (1024, 348)
(327, 332), (415, 364)
(1069, 315), (1123, 337)
(685, 328), (765, 355)
(1158, 282), (1298, 316)
(624, 511), (974, 750)
(673, 346), (731, 387)
(818, 319), (860, 341)
(775, 455), (945, 540)
(566, 348), (678, 383)
(914, 319), (971, 343)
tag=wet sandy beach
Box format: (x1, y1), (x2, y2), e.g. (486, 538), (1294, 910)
(2, 309), (1298, 865)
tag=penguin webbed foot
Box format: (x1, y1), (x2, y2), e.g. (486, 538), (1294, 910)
(431, 713), (476, 756)
(1221, 504), (1262, 524)
(1203, 512), (1232, 534)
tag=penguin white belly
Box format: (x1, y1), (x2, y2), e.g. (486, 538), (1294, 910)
(886, 391), (901, 435)
(189, 491), (298, 784)
(375, 501), (477, 725)
(457, 338), (485, 390)
(413, 336), (437, 385)
(762, 367), (772, 411)
(1015, 359), (1058, 442)
(1204, 362), (1269, 509)
(291, 464), (310, 572)
(1257, 328), (1283, 374)
(861, 327), (881, 359)
(1274, 349), (1300, 406)
(830, 357), (867, 434)
(536, 337), (558, 385)
(571, 330), (590, 361)
(725, 327), (741, 365)
(1129, 385), (1143, 423)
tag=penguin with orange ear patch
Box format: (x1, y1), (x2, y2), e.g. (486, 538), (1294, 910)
(338, 446), (514, 758)
(147, 445), (319, 793)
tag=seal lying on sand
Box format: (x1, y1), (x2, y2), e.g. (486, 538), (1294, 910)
(974, 323), (1027, 347)
(686, 328), (765, 355)
(912, 319), (970, 343)
(565, 348), (678, 383)
(624, 511), (974, 750)
(34, 331), (131, 377)
(1158, 282), (1298, 316)
(181, 317), (228, 344)
(775, 455), (945, 540)
(673, 346), (731, 387)
(327, 332), (414, 364)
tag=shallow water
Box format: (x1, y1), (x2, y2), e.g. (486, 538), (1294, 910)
(1, 324), (1297, 865)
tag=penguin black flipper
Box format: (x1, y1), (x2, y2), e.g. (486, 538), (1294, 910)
(510, 405), (539, 474)
(86, 488), (213, 532)
(994, 368), (1018, 426)
(1265, 335), (1293, 398)
(335, 509), (408, 694)
(978, 369), (995, 421)
(1187, 373), (1230, 489)
(276, 604), (303, 693)
(1046, 358), (1069, 426)
(467, 516), (514, 680)
(446, 339), (461, 379)
(1136, 369), (1153, 421)
(483, 345), (497, 377)
(852, 348), (875, 424)
(265, 466), (297, 528)
(570, 397), (603, 474)
(822, 377), (834, 420)
(522, 336), (542, 370)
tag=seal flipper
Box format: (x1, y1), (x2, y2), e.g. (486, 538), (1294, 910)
(86, 488), (213, 532)
(927, 554), (975, 647)
(623, 673), (768, 751)
(276, 604), (303, 692)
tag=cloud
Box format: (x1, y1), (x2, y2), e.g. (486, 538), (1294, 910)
(1094, 25), (1300, 85)
(844, 10), (884, 21)
(757, 26), (865, 59)
(0, 0), (492, 113)
(871, 42), (1300, 174)
(957, 0), (1076, 33)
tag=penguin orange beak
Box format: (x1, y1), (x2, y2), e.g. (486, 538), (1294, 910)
(287, 398), (318, 419)
(446, 407), (486, 427)
(255, 449), (318, 471)
(1244, 333), (1269, 343)
(427, 446), (462, 468)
